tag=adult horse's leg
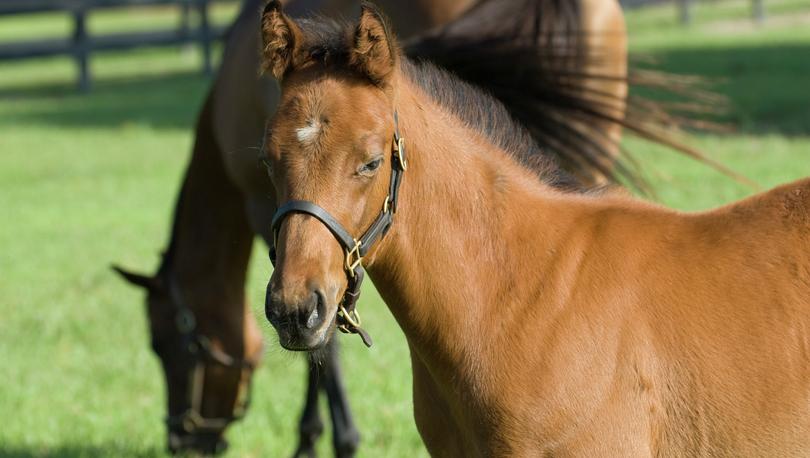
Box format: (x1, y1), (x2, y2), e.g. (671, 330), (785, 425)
(320, 340), (360, 458)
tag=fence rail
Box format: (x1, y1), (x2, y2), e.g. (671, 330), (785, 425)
(0, 0), (236, 91)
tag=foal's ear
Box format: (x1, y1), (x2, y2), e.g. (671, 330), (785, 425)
(350, 2), (398, 85)
(112, 265), (159, 291)
(261, 0), (304, 79)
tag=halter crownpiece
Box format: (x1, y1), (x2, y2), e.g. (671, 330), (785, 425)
(269, 111), (407, 348)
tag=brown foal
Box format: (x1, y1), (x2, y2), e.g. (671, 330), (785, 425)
(261, 3), (810, 456)
(116, 0), (637, 454)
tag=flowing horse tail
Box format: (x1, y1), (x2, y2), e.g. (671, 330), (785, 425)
(405, 0), (743, 190)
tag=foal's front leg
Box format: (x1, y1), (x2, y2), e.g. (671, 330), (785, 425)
(321, 339), (360, 458)
(292, 339), (358, 458)
(293, 357), (325, 458)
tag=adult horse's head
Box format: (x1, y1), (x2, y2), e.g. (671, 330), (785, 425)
(113, 265), (262, 455)
(262, 1), (403, 351)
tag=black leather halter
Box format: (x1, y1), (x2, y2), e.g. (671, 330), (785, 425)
(269, 112), (407, 348)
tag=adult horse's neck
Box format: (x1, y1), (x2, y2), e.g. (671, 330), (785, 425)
(365, 71), (579, 386)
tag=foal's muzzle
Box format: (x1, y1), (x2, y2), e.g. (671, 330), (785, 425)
(265, 284), (331, 351)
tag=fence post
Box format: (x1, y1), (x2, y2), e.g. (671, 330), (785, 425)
(179, 0), (191, 41)
(752, 0), (765, 23)
(197, 0), (212, 76)
(72, 7), (90, 92)
(679, 0), (692, 25)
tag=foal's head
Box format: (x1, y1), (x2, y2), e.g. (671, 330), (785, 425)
(114, 266), (260, 455)
(261, 2), (401, 351)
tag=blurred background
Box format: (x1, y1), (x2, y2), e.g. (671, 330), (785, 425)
(1, 0), (809, 456)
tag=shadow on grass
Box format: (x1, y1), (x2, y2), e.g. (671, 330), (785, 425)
(0, 70), (210, 131)
(635, 42), (810, 136)
(0, 444), (164, 458)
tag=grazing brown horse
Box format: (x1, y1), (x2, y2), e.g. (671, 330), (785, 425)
(116, 0), (638, 455)
(262, 3), (810, 456)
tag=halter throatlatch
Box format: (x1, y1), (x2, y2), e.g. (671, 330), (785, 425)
(269, 111), (407, 348)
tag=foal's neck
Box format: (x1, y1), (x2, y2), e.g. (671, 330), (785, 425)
(366, 74), (578, 377)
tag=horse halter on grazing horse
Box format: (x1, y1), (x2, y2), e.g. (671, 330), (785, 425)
(268, 112), (407, 348)
(113, 265), (257, 455)
(161, 279), (256, 452)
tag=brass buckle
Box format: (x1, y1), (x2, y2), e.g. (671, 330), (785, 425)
(337, 302), (362, 332)
(393, 137), (407, 170)
(344, 239), (362, 276)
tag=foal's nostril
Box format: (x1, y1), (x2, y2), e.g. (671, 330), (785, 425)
(265, 282), (327, 332)
(299, 290), (325, 329)
(304, 290), (328, 329)
(265, 283), (279, 323)
(305, 301), (320, 328)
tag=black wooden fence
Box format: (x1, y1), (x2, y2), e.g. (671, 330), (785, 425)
(0, 0), (237, 91)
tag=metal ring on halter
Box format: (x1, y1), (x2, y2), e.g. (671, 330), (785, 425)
(337, 302), (362, 330)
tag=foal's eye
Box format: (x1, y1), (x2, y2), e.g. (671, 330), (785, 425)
(359, 158), (383, 175)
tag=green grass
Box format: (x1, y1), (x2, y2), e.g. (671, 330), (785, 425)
(624, 0), (810, 208)
(1, 0), (809, 456)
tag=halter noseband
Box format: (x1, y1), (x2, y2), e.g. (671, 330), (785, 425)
(269, 111), (407, 348)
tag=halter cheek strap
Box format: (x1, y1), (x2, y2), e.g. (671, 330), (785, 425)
(269, 111), (407, 348)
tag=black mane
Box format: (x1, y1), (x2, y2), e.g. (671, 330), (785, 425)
(400, 59), (581, 192)
(266, 0), (726, 195)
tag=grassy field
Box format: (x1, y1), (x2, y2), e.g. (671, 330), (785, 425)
(1, 0), (809, 456)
